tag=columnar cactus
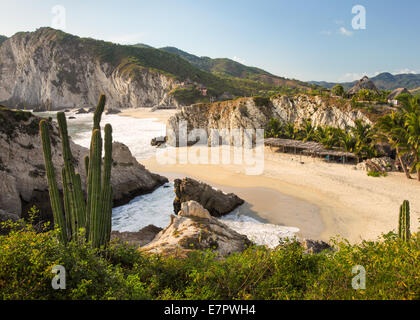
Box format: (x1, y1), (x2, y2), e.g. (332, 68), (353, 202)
(39, 120), (67, 244)
(398, 200), (411, 241)
(40, 95), (113, 248)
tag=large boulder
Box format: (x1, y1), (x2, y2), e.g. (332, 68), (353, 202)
(0, 107), (168, 221)
(141, 201), (251, 257)
(111, 225), (163, 248)
(173, 178), (244, 217)
(356, 157), (397, 172)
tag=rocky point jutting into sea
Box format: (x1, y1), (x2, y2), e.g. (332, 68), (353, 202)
(0, 106), (167, 222)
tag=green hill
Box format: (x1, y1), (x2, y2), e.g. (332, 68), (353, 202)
(27, 28), (309, 100)
(311, 72), (420, 91)
(160, 46), (309, 88)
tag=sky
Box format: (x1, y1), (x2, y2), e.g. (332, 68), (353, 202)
(0, 0), (419, 82)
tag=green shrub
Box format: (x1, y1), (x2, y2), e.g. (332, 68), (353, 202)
(1, 216), (419, 300)
(367, 171), (388, 177)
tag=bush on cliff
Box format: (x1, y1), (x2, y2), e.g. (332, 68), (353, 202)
(0, 218), (418, 300)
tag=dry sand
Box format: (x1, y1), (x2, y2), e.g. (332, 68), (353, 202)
(142, 146), (420, 243)
(121, 108), (420, 243)
(120, 108), (177, 123)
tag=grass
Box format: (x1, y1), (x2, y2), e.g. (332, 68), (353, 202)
(0, 217), (418, 300)
(367, 171), (388, 178)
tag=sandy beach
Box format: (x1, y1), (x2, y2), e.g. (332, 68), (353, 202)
(122, 108), (420, 244)
(120, 108), (178, 123)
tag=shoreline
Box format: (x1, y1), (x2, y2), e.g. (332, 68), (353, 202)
(118, 108), (420, 244)
(141, 145), (420, 244)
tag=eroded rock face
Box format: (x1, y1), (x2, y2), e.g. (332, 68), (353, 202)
(141, 201), (251, 258)
(173, 178), (244, 217)
(0, 28), (179, 110)
(0, 108), (168, 220)
(167, 95), (371, 146)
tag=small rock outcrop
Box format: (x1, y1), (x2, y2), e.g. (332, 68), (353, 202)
(301, 239), (332, 254)
(173, 178), (245, 217)
(75, 108), (88, 114)
(151, 136), (167, 147)
(106, 108), (121, 115)
(141, 201), (251, 257)
(111, 225), (163, 248)
(356, 157), (396, 173)
(0, 108), (168, 221)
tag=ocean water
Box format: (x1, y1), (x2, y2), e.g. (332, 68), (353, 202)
(35, 110), (300, 248)
(111, 182), (300, 248)
(35, 110), (166, 160)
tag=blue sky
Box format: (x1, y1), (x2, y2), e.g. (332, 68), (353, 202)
(0, 0), (419, 82)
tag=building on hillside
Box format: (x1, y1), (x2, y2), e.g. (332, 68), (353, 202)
(387, 88), (411, 106)
(347, 76), (381, 96)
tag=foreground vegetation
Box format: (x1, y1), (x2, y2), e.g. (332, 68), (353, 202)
(0, 216), (418, 300)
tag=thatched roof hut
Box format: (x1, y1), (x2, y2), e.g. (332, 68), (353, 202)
(265, 138), (357, 163)
(348, 76), (381, 95)
(387, 88), (411, 101)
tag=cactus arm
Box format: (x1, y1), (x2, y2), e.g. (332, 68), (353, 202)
(39, 120), (67, 244)
(100, 124), (113, 245)
(88, 129), (103, 247)
(57, 112), (86, 233)
(62, 167), (74, 239)
(93, 95), (106, 130)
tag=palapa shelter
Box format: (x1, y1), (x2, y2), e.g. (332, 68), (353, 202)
(265, 138), (358, 164)
(347, 76), (381, 96)
(387, 88), (411, 106)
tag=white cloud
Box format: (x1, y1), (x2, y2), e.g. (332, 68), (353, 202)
(233, 56), (246, 64)
(338, 27), (353, 36)
(339, 72), (367, 82)
(320, 30), (332, 36)
(395, 68), (417, 75)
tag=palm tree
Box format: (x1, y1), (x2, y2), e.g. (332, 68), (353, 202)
(300, 119), (316, 142)
(283, 122), (298, 140)
(350, 120), (376, 161)
(404, 103), (420, 181)
(375, 112), (412, 179)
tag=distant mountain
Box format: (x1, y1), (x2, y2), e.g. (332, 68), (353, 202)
(0, 35), (7, 46)
(160, 46), (309, 88)
(311, 72), (420, 91)
(0, 27), (312, 109)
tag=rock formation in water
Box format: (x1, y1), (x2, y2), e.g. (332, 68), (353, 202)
(0, 107), (168, 222)
(167, 94), (372, 146)
(141, 201), (251, 257)
(173, 178), (244, 217)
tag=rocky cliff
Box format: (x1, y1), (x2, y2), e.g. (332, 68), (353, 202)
(167, 94), (371, 145)
(0, 107), (168, 221)
(0, 28), (179, 110)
